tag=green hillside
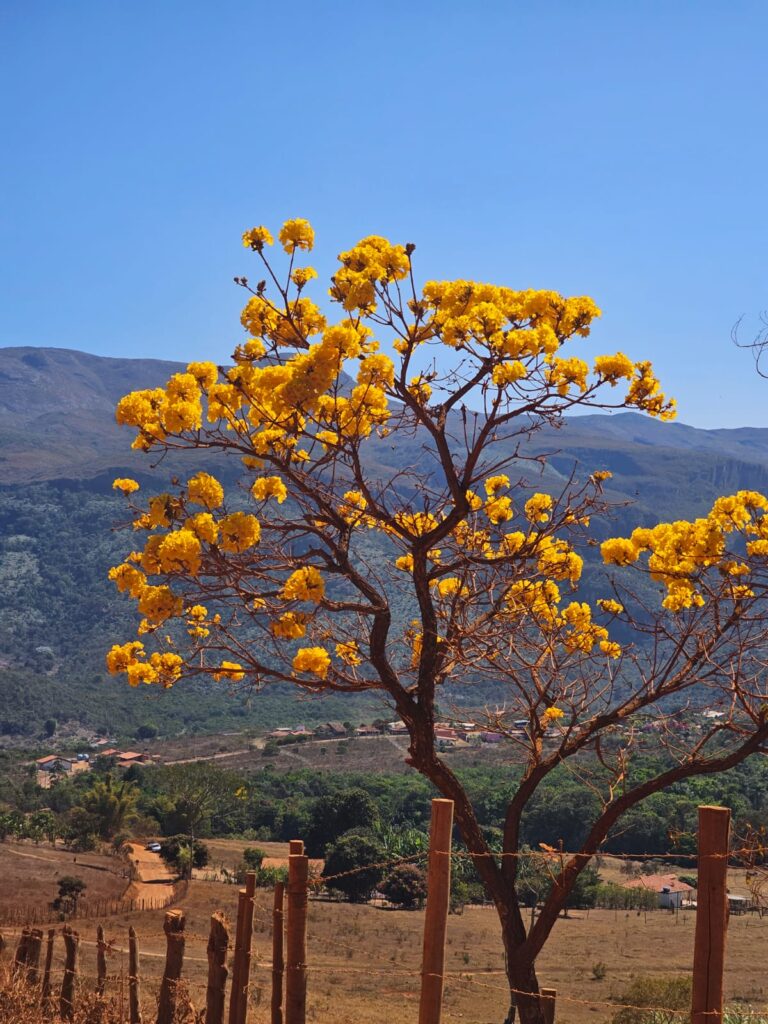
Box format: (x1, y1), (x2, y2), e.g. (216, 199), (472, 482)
(3, 346), (768, 740)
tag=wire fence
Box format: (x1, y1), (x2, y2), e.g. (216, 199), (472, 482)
(3, 805), (768, 1022)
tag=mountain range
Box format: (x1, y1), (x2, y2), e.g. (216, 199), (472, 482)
(2, 345), (768, 741)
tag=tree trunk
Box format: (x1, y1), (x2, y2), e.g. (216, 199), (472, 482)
(505, 952), (545, 1024)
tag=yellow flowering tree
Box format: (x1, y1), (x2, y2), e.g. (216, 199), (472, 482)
(108, 219), (768, 1024)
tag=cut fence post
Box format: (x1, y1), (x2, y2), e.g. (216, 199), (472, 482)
(285, 840), (309, 1024)
(13, 928), (30, 976)
(96, 923), (107, 996)
(60, 925), (79, 1022)
(418, 798), (454, 1024)
(206, 911), (230, 1024)
(228, 889), (248, 1024)
(128, 925), (143, 1024)
(692, 805), (731, 1024)
(157, 909), (186, 1024)
(41, 928), (55, 1006)
(541, 987), (556, 1024)
(271, 881), (285, 1024)
(236, 872), (257, 1024)
(26, 928), (43, 985)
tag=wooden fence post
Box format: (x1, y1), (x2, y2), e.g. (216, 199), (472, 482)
(128, 925), (143, 1024)
(41, 928), (55, 1006)
(285, 840), (309, 1024)
(157, 909), (186, 1024)
(271, 881), (285, 1024)
(60, 925), (79, 1022)
(237, 872), (257, 1024)
(692, 805), (731, 1024)
(206, 911), (230, 1024)
(228, 881), (252, 1024)
(230, 888), (247, 1024)
(13, 928), (30, 976)
(96, 923), (107, 996)
(541, 987), (556, 1024)
(26, 928), (43, 984)
(418, 798), (454, 1024)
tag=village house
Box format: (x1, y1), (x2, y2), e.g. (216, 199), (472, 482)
(314, 721), (347, 738)
(355, 725), (380, 737)
(115, 751), (148, 770)
(622, 873), (695, 909)
(35, 754), (90, 789)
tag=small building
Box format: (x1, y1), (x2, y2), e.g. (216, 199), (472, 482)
(387, 721), (408, 734)
(622, 874), (694, 909)
(355, 725), (380, 737)
(35, 754), (90, 787)
(315, 721), (347, 737)
(434, 727), (459, 741)
(480, 732), (504, 744)
(727, 894), (751, 915)
(115, 751), (147, 770)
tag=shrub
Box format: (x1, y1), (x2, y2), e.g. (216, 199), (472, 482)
(612, 975), (692, 1024)
(380, 864), (428, 908)
(243, 846), (266, 870)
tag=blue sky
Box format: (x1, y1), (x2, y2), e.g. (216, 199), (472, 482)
(1, 1), (766, 428)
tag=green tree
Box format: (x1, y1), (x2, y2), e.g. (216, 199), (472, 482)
(306, 789), (380, 855)
(242, 846), (265, 870)
(53, 875), (87, 913)
(108, 220), (768, 1024)
(159, 835), (209, 879)
(380, 863), (428, 908)
(81, 775), (139, 839)
(322, 832), (386, 903)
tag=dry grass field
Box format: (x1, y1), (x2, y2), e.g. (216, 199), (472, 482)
(0, 841), (127, 910)
(2, 845), (767, 1023)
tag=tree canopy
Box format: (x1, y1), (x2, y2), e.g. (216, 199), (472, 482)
(105, 219), (768, 1023)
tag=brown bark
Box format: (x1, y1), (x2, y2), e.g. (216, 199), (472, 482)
(206, 911), (229, 1024)
(157, 909), (185, 1024)
(60, 925), (79, 1022)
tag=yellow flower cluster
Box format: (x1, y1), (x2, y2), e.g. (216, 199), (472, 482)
(291, 267), (318, 288)
(271, 612), (308, 639)
(335, 640), (362, 666)
(108, 220), (685, 693)
(213, 661), (245, 682)
(292, 647), (331, 679)
(542, 706), (565, 725)
(331, 236), (410, 312)
(278, 218), (315, 253)
(625, 361), (676, 421)
(535, 536), (583, 585)
(281, 566), (325, 603)
(434, 577), (469, 598)
(560, 601), (618, 656)
(187, 472), (224, 510)
(601, 490), (768, 611)
(106, 641), (183, 688)
(548, 357), (589, 397)
(242, 225), (274, 249)
(420, 281), (600, 358)
(251, 476), (288, 504)
(525, 493), (553, 524)
(219, 512), (261, 553)
(113, 478), (140, 495)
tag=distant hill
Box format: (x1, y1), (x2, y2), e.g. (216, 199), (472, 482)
(2, 345), (768, 741)
(0, 347), (186, 483)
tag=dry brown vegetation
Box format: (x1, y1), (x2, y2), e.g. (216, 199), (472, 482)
(2, 854), (768, 1024)
(0, 842), (127, 911)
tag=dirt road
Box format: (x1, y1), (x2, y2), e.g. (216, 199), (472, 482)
(123, 843), (175, 904)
